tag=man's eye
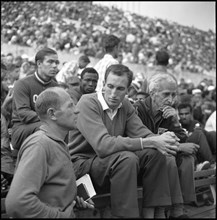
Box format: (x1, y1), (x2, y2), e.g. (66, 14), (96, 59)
(107, 85), (113, 89)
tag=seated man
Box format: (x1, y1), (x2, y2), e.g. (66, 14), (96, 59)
(134, 73), (198, 217)
(5, 87), (94, 218)
(178, 102), (216, 169)
(68, 64), (186, 218)
(68, 67), (99, 104)
(11, 48), (59, 153)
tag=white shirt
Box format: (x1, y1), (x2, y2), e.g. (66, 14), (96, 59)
(97, 91), (122, 120)
(94, 54), (119, 92)
(56, 61), (91, 83)
(205, 110), (216, 132)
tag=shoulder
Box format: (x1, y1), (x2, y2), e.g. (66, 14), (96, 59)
(78, 93), (98, 106)
(14, 74), (35, 87)
(122, 98), (136, 112)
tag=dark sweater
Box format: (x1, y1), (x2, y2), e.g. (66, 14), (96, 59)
(134, 96), (188, 143)
(12, 72), (58, 124)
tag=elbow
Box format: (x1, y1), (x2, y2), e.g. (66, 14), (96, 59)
(96, 148), (108, 158)
(5, 194), (19, 218)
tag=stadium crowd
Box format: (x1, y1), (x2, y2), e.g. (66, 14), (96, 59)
(1, 1), (216, 74)
(1, 1), (216, 218)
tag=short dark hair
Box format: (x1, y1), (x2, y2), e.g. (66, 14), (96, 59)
(79, 55), (90, 63)
(80, 67), (98, 79)
(35, 47), (57, 64)
(104, 64), (133, 88)
(136, 91), (150, 98)
(156, 50), (170, 66)
(103, 35), (120, 53)
(35, 87), (62, 119)
(177, 102), (192, 113)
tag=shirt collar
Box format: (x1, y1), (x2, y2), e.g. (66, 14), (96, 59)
(35, 71), (52, 85)
(40, 124), (66, 145)
(104, 54), (114, 59)
(97, 91), (122, 111)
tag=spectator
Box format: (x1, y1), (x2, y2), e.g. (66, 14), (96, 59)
(11, 48), (59, 155)
(1, 62), (15, 189)
(68, 67), (99, 104)
(191, 89), (205, 125)
(154, 49), (170, 73)
(134, 73), (197, 217)
(56, 55), (90, 83)
(1, 2), (216, 73)
(142, 50), (173, 93)
(68, 64), (185, 218)
(18, 61), (31, 79)
(178, 103), (216, 169)
(5, 87), (94, 218)
(94, 34), (120, 92)
(135, 91), (150, 101)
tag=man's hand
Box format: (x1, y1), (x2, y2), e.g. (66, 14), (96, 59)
(179, 143), (199, 155)
(161, 106), (178, 121)
(1, 174), (8, 190)
(2, 88), (14, 109)
(143, 131), (180, 156)
(75, 196), (95, 209)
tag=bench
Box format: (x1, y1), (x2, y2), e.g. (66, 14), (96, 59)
(1, 169), (216, 218)
(194, 168), (216, 206)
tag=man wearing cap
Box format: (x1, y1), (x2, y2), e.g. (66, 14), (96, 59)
(11, 47), (59, 154)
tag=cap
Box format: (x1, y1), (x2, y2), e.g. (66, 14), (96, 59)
(192, 89), (202, 95)
(208, 85), (215, 91)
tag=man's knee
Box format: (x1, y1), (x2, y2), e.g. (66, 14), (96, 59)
(116, 151), (139, 167)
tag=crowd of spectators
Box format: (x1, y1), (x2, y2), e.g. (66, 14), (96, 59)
(1, 1), (216, 74)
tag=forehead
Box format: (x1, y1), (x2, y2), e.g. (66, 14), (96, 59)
(179, 107), (191, 113)
(44, 54), (58, 60)
(106, 72), (128, 87)
(82, 72), (98, 79)
(158, 80), (177, 92)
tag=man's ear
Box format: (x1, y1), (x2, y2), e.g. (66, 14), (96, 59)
(36, 60), (41, 68)
(47, 108), (57, 120)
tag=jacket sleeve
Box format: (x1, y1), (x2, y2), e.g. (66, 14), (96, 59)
(124, 100), (155, 138)
(5, 144), (74, 218)
(165, 116), (188, 143)
(13, 80), (40, 124)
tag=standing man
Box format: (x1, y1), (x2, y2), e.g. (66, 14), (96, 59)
(68, 67), (99, 104)
(68, 64), (182, 218)
(134, 73), (198, 217)
(6, 87), (94, 218)
(94, 34), (120, 92)
(11, 48), (59, 153)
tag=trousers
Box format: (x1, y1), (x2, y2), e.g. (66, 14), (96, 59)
(73, 149), (172, 218)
